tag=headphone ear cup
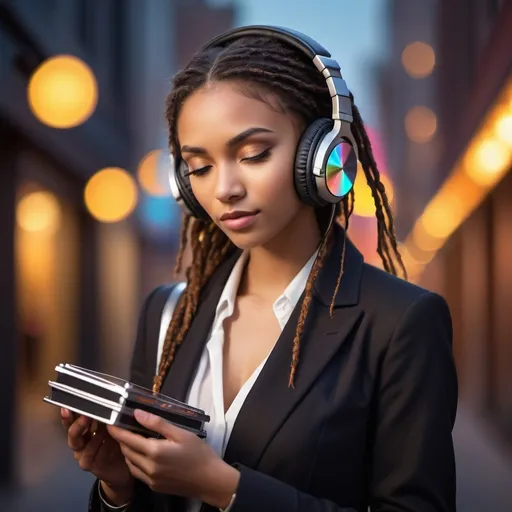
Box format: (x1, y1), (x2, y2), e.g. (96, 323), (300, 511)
(171, 158), (209, 220)
(294, 118), (333, 208)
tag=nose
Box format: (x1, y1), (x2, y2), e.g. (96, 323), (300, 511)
(215, 164), (246, 203)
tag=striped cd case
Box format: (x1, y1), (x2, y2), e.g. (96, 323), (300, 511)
(44, 363), (209, 438)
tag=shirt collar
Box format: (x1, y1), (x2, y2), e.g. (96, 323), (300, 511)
(212, 248), (319, 330)
(275, 249), (318, 311)
(212, 250), (249, 330)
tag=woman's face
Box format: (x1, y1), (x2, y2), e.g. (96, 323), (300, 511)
(176, 80), (315, 250)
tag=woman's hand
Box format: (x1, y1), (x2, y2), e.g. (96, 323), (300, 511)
(108, 409), (240, 509)
(61, 408), (134, 504)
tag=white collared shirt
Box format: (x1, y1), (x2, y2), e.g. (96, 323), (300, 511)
(185, 249), (318, 512)
(99, 249), (318, 512)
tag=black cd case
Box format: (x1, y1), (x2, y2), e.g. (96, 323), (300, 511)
(44, 363), (209, 438)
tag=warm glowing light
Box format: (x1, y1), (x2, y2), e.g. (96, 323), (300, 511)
(405, 106), (437, 143)
(495, 114), (512, 146)
(411, 222), (445, 253)
(402, 42), (436, 79)
(403, 79), (512, 282)
(420, 201), (464, 240)
(84, 168), (138, 223)
(465, 138), (510, 186)
(419, 170), (482, 240)
(353, 164), (394, 217)
(398, 243), (425, 280)
(28, 55), (98, 128)
(347, 215), (378, 263)
(137, 150), (171, 196)
(17, 191), (61, 234)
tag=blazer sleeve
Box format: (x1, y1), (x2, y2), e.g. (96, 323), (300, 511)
(227, 291), (458, 512)
(88, 287), (164, 512)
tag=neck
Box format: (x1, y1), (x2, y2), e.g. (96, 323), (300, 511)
(241, 208), (321, 302)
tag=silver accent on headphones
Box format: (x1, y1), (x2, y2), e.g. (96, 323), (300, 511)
(168, 154), (194, 216)
(311, 54), (358, 203)
(312, 55), (353, 123)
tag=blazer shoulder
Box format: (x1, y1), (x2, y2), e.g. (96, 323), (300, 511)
(358, 262), (450, 338)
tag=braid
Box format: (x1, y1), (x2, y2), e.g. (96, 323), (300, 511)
(153, 216), (234, 393)
(153, 35), (405, 393)
(349, 97), (406, 278)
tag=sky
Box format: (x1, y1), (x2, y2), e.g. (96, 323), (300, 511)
(208, 0), (390, 129)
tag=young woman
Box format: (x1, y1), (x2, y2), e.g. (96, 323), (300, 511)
(62, 26), (458, 512)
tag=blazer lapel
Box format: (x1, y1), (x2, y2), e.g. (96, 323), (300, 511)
(223, 226), (365, 469)
(160, 249), (241, 402)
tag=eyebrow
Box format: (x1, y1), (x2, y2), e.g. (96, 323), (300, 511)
(180, 127), (274, 155)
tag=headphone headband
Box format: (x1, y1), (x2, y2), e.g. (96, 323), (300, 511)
(169, 25), (359, 219)
(202, 25), (353, 124)
(202, 25), (331, 59)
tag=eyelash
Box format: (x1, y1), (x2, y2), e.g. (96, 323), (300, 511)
(185, 148), (271, 177)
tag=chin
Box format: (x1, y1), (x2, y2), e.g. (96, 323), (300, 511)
(222, 228), (275, 251)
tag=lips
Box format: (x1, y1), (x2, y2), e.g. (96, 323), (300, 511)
(220, 210), (259, 221)
(219, 210), (260, 231)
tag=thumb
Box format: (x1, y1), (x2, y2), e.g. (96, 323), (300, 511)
(134, 409), (184, 440)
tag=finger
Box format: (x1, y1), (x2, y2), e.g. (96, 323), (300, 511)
(93, 436), (117, 468)
(61, 408), (75, 430)
(68, 415), (93, 451)
(125, 457), (151, 488)
(79, 428), (108, 470)
(88, 424), (118, 466)
(134, 409), (187, 441)
(119, 442), (155, 477)
(107, 425), (152, 455)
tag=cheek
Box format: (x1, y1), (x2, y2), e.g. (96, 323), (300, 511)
(261, 153), (302, 210)
(262, 173), (298, 211)
(189, 177), (215, 211)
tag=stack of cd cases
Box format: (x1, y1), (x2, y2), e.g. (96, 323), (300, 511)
(44, 363), (209, 439)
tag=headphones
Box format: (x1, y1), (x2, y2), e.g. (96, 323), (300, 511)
(168, 25), (359, 221)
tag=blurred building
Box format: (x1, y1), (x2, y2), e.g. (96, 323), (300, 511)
(174, 0), (236, 70)
(376, 1), (440, 238)
(378, 0), (511, 448)
(0, 0), (235, 490)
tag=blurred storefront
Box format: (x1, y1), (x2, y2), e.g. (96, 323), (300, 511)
(0, 0), (235, 491)
(377, 2), (512, 508)
(379, 0), (512, 456)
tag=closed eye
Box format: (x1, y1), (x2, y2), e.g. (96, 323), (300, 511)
(241, 148), (271, 163)
(184, 165), (211, 177)
(185, 148), (272, 177)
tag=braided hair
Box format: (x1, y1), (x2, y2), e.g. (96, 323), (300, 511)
(152, 35), (406, 393)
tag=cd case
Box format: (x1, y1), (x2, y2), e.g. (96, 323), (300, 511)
(44, 363), (209, 438)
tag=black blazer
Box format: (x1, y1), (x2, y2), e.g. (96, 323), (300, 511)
(90, 225), (458, 512)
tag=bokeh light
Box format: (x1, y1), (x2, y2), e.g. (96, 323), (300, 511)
(16, 191), (61, 234)
(139, 194), (182, 238)
(402, 42), (436, 79)
(84, 168), (138, 223)
(28, 55), (98, 128)
(137, 150), (171, 196)
(405, 106), (437, 143)
(353, 164), (394, 217)
(495, 114), (512, 146)
(466, 138), (510, 186)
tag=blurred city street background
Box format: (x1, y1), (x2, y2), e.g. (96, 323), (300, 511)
(0, 0), (511, 510)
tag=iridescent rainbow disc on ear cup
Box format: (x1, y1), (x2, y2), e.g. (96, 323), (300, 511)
(326, 141), (357, 198)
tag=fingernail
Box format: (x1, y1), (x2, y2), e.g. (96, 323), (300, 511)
(135, 409), (148, 421)
(62, 408), (69, 418)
